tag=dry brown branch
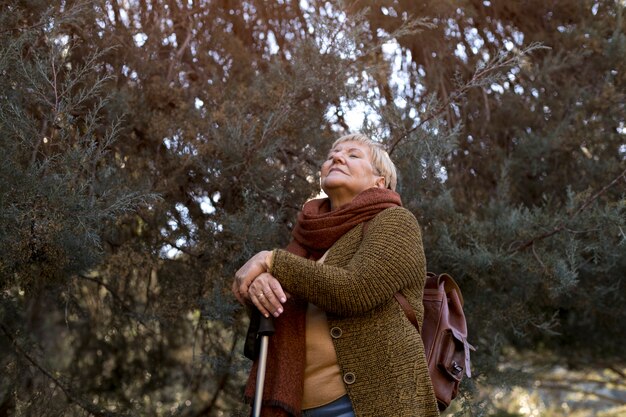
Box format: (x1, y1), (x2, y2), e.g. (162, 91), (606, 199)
(387, 43), (545, 155)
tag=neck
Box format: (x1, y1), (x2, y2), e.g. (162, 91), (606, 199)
(327, 192), (355, 210)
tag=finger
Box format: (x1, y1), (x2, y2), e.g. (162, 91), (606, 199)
(231, 280), (244, 304)
(252, 274), (284, 315)
(238, 280), (250, 300)
(261, 286), (283, 317)
(255, 288), (277, 317)
(251, 291), (270, 318)
(269, 279), (287, 304)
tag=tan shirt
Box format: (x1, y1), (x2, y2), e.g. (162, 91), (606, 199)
(301, 253), (346, 410)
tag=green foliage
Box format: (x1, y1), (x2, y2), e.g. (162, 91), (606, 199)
(0, 0), (624, 416)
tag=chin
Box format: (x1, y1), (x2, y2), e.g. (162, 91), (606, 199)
(321, 180), (346, 193)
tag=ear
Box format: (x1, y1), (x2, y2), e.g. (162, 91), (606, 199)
(375, 176), (386, 189)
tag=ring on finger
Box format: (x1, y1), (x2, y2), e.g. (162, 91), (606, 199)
(258, 292), (264, 298)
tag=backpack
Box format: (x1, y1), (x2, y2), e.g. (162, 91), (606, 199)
(394, 273), (475, 411)
(362, 221), (475, 411)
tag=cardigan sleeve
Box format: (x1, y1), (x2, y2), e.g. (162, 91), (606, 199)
(270, 207), (426, 317)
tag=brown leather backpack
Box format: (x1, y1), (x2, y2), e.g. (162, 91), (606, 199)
(395, 272), (475, 411)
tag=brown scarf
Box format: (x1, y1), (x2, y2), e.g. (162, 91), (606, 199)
(244, 187), (402, 417)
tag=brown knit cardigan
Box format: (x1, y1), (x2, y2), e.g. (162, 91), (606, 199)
(269, 207), (440, 417)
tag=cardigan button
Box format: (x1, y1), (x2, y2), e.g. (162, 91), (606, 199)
(343, 372), (356, 385)
(330, 327), (343, 338)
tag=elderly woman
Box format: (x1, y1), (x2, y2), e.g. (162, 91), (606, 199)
(233, 133), (439, 417)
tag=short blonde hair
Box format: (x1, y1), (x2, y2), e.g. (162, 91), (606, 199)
(330, 133), (398, 191)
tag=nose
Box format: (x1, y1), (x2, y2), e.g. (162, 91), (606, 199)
(330, 151), (346, 164)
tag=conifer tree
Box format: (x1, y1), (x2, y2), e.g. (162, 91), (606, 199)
(347, 1), (626, 413)
(0, 1), (624, 416)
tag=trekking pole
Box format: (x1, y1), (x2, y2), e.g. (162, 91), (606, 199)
(252, 315), (275, 417)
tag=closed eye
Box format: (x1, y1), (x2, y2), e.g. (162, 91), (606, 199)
(327, 148), (364, 159)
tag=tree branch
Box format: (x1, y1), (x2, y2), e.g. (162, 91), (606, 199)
(387, 43), (545, 155)
(509, 166), (626, 254)
(76, 274), (157, 335)
(167, 24), (194, 82)
(0, 323), (129, 417)
(187, 330), (241, 417)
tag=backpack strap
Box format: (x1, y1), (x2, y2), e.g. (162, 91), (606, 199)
(439, 273), (464, 306)
(361, 221), (421, 334)
(394, 292), (420, 334)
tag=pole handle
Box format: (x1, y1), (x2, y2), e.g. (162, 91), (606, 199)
(258, 315), (275, 336)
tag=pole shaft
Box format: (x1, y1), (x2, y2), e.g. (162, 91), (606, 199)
(252, 335), (270, 417)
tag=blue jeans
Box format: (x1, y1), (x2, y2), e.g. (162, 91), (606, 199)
(302, 395), (355, 417)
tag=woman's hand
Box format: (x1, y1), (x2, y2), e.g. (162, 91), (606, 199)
(232, 250), (273, 304)
(248, 272), (288, 318)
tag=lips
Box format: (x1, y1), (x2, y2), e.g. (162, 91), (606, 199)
(329, 167), (347, 175)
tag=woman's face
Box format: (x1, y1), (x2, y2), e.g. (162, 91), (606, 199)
(321, 141), (385, 207)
